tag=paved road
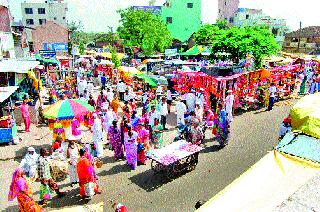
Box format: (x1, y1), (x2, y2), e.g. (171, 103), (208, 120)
(0, 100), (295, 212)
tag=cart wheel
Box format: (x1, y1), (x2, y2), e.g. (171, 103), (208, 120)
(151, 160), (163, 173)
(189, 154), (199, 171)
(165, 164), (175, 180)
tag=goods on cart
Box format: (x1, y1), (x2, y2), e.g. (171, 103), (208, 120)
(0, 116), (13, 128)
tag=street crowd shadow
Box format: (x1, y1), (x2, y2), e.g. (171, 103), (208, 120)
(4, 204), (20, 212)
(47, 187), (91, 209)
(97, 163), (132, 176)
(129, 169), (169, 192)
(13, 143), (51, 162)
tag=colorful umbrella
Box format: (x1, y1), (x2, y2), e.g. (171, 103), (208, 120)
(43, 99), (94, 120)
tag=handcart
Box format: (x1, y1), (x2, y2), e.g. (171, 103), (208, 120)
(146, 140), (202, 180)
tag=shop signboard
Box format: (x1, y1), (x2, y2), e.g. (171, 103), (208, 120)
(165, 49), (178, 56)
(39, 50), (56, 58)
(44, 42), (68, 52)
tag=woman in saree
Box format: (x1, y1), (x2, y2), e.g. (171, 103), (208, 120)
(136, 123), (150, 165)
(124, 124), (138, 170)
(152, 118), (164, 149)
(108, 120), (124, 161)
(8, 168), (43, 212)
(77, 149), (101, 198)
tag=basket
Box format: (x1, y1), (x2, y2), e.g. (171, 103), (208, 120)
(95, 159), (103, 168)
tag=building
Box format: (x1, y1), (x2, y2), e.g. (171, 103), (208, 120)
(283, 26), (320, 54)
(21, 0), (67, 28)
(218, 0), (239, 24)
(32, 21), (69, 56)
(11, 21), (33, 57)
(132, 6), (161, 15)
(0, 0), (15, 58)
(233, 8), (289, 45)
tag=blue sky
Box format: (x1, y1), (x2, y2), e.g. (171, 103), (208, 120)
(8, 0), (320, 32)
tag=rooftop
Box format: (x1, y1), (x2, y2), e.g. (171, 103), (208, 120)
(285, 26), (320, 38)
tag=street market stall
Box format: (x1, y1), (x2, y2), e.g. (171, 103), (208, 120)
(146, 140), (202, 180)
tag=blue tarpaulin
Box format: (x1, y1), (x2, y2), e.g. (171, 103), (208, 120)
(276, 132), (320, 163)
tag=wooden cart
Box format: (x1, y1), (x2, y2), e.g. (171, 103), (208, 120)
(147, 140), (202, 180)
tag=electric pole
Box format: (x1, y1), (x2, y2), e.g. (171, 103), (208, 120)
(297, 21), (302, 53)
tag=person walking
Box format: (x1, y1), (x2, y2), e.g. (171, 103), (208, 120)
(16, 99), (31, 132)
(116, 81), (126, 101)
(108, 120), (124, 161)
(101, 73), (106, 90)
(67, 140), (79, 187)
(175, 98), (187, 126)
(124, 124), (138, 170)
(19, 147), (39, 179)
(266, 83), (277, 111)
(166, 89), (173, 113)
(159, 97), (168, 130)
(92, 113), (104, 158)
(37, 148), (65, 204)
(225, 90), (235, 122)
(8, 168), (43, 211)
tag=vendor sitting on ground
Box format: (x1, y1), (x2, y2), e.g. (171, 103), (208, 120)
(279, 115), (292, 139)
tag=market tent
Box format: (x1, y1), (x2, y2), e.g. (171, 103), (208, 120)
(119, 66), (142, 75)
(100, 52), (125, 60)
(0, 60), (40, 73)
(198, 150), (320, 212)
(290, 93), (320, 139)
(135, 73), (157, 87)
(276, 132), (320, 163)
(180, 46), (203, 56)
(0, 86), (18, 103)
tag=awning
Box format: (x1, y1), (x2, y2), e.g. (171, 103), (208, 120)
(0, 86), (19, 103)
(180, 46), (203, 56)
(0, 60), (40, 73)
(119, 66), (141, 75)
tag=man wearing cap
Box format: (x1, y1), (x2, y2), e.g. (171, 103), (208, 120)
(225, 90), (234, 122)
(20, 147), (39, 178)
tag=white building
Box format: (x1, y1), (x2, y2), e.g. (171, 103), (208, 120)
(21, 0), (67, 28)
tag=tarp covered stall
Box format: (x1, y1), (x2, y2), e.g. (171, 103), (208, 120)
(180, 46), (203, 56)
(290, 93), (320, 139)
(198, 150), (320, 212)
(0, 86), (18, 103)
(0, 60), (40, 73)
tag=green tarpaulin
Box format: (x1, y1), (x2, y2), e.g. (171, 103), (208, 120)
(180, 46), (203, 56)
(35, 54), (60, 65)
(135, 73), (157, 87)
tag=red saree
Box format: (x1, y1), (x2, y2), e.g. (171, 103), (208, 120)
(77, 156), (99, 197)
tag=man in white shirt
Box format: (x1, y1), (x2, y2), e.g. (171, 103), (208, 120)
(106, 88), (114, 102)
(267, 83), (277, 111)
(159, 97), (168, 130)
(149, 106), (161, 127)
(195, 88), (205, 107)
(87, 81), (94, 95)
(186, 90), (196, 112)
(175, 98), (187, 126)
(124, 90), (133, 102)
(225, 90), (235, 122)
(156, 83), (163, 100)
(117, 81), (126, 101)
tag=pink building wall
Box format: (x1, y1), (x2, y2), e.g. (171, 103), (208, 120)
(0, 6), (11, 32)
(218, 0), (239, 23)
(32, 21), (69, 56)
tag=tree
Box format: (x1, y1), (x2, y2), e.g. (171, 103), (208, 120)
(117, 8), (172, 56)
(194, 24), (220, 45)
(110, 46), (121, 68)
(79, 43), (85, 55)
(209, 26), (280, 68)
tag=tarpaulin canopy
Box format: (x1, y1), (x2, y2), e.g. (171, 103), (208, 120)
(290, 93), (320, 139)
(198, 150), (320, 212)
(180, 46), (203, 56)
(276, 132), (320, 163)
(100, 52), (125, 60)
(135, 73), (157, 87)
(0, 60), (40, 73)
(0, 86), (18, 103)
(119, 66), (141, 75)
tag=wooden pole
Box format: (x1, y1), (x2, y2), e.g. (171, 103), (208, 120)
(297, 21), (302, 52)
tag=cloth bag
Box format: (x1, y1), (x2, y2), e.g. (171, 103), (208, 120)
(85, 182), (95, 198)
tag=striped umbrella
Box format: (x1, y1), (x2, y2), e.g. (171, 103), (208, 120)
(43, 99), (94, 120)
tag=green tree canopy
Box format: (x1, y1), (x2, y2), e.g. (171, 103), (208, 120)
(117, 8), (172, 56)
(195, 24), (280, 68)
